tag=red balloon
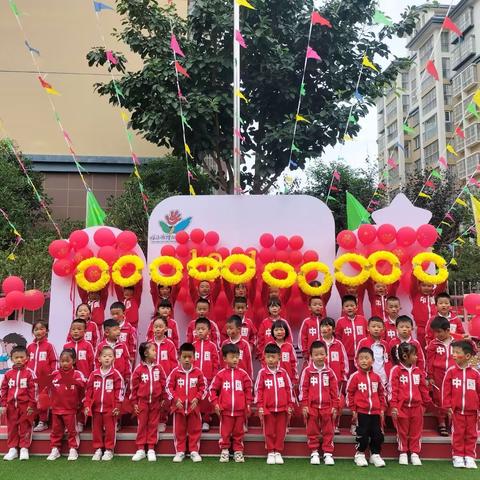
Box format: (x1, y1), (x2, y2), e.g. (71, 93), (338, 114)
(396, 226), (417, 247)
(176, 231), (189, 244)
(48, 239), (71, 259)
(391, 246), (409, 265)
(288, 235), (304, 251)
(245, 247), (258, 257)
(377, 224), (396, 245)
(231, 262), (246, 274)
(205, 231), (220, 246)
(231, 247), (244, 255)
(289, 250), (303, 265)
(68, 230), (89, 250)
(53, 259), (74, 277)
(190, 229), (205, 244)
(176, 245), (189, 258)
(464, 293), (480, 315)
(84, 266), (102, 282)
(98, 246), (119, 266)
(2, 276), (25, 295)
(259, 248), (274, 264)
(259, 233), (274, 249)
(5, 291), (25, 311)
(0, 298), (13, 318)
(73, 247), (94, 264)
(275, 235), (289, 250)
(217, 247), (230, 259)
(416, 224), (438, 248)
(336, 230), (357, 250)
(357, 225), (377, 245)
(303, 250), (319, 263)
(469, 315), (480, 337)
(161, 245), (176, 257)
(120, 262), (136, 277)
(23, 289), (45, 311)
(276, 250), (289, 262)
(306, 271), (317, 282)
(93, 228), (116, 247)
(116, 231), (138, 251)
(159, 264), (174, 275)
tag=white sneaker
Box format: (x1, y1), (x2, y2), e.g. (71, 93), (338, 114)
(173, 452), (185, 463)
(453, 456), (465, 468)
(147, 449), (156, 462)
(92, 449), (103, 461)
(369, 454), (386, 467)
(158, 423), (167, 433)
(354, 452), (368, 467)
(202, 422), (210, 432)
(399, 453), (408, 465)
(274, 452), (284, 464)
(350, 424), (357, 435)
(233, 451), (244, 463)
(323, 453), (335, 466)
(310, 451), (320, 465)
(410, 453), (422, 466)
(132, 450), (146, 462)
(465, 457), (477, 469)
(47, 448), (61, 461)
(67, 448), (78, 461)
(33, 421), (48, 432)
(19, 448), (29, 461)
(219, 449), (230, 463)
(266, 452), (276, 464)
(190, 451), (202, 462)
(3, 448), (18, 461)
(102, 450), (114, 461)
(77, 423), (84, 433)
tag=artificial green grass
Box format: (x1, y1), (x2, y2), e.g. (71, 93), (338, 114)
(1, 457), (478, 480)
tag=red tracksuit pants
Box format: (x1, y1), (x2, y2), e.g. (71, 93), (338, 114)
(452, 412), (478, 458)
(92, 411), (116, 450)
(6, 403), (33, 449)
(393, 405), (424, 454)
(219, 414), (245, 452)
(263, 411), (288, 453)
(173, 410), (202, 453)
(306, 412), (334, 453)
(50, 413), (79, 449)
(136, 402), (161, 450)
(431, 373), (447, 423)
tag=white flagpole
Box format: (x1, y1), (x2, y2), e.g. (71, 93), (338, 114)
(233, 0), (241, 194)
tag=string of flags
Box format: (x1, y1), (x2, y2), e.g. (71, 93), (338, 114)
(325, 169), (341, 204)
(0, 207), (24, 261)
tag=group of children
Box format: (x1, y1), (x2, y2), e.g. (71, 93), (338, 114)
(0, 277), (479, 469)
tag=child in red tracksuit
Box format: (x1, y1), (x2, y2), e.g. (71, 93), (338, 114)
(221, 296), (257, 352)
(79, 287), (108, 328)
(442, 340), (480, 469)
(110, 302), (137, 361)
(27, 320), (57, 432)
(186, 299), (221, 349)
(389, 342), (432, 466)
(75, 303), (100, 348)
(114, 283), (142, 329)
(130, 342), (167, 462)
(384, 296), (401, 342)
(209, 343), (253, 463)
(367, 279), (399, 320)
(146, 299), (179, 349)
(0, 346), (36, 461)
(347, 347), (386, 468)
(193, 317), (219, 432)
(426, 316), (454, 436)
(255, 343), (295, 465)
(150, 282), (180, 310)
(84, 345), (124, 461)
(336, 280), (366, 316)
(425, 292), (466, 343)
(221, 315), (253, 379)
(335, 295), (367, 374)
(299, 340), (338, 466)
(166, 343), (207, 463)
(189, 277), (222, 321)
(298, 296), (325, 363)
(46, 349), (86, 461)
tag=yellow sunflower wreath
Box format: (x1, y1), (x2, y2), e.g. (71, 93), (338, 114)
(368, 251), (401, 285)
(187, 256), (221, 281)
(149, 256), (183, 286)
(297, 261), (333, 296)
(221, 254), (256, 284)
(112, 255), (144, 287)
(262, 261), (297, 289)
(334, 253), (370, 287)
(75, 257), (110, 292)
(412, 252), (449, 285)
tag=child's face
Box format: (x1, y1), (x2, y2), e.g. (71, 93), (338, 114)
(436, 298), (451, 315)
(452, 346), (470, 366)
(33, 323), (47, 341)
(153, 319), (167, 338)
(311, 347), (327, 367)
(179, 350), (194, 369)
(234, 284), (247, 297)
(233, 302), (247, 317)
(123, 288), (133, 299)
(76, 305), (90, 320)
(70, 322), (86, 341)
(144, 344), (157, 362)
(99, 349), (114, 368)
(158, 306), (171, 318)
(309, 298), (324, 316)
(105, 326), (121, 342)
(404, 350), (417, 366)
(320, 323), (333, 338)
(419, 282), (434, 295)
(60, 353), (74, 370)
(269, 287), (280, 298)
(195, 323), (210, 341)
(226, 322), (240, 340)
(265, 352), (280, 369)
(397, 321), (412, 339)
(11, 351), (27, 368)
(196, 302), (209, 317)
(374, 282), (387, 295)
(368, 320), (384, 339)
(268, 304), (281, 316)
(357, 352), (373, 371)
(273, 326), (286, 341)
(433, 328), (450, 342)
(88, 292), (100, 302)
(198, 281), (211, 297)
(158, 285), (171, 298)
(224, 352), (240, 368)
(386, 300), (400, 318)
(110, 307), (125, 323)
(343, 300), (357, 317)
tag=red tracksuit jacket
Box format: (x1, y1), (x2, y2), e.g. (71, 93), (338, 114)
(221, 337), (253, 379)
(367, 280), (398, 319)
(84, 367), (124, 413)
(63, 339), (95, 379)
(130, 362), (166, 405)
(336, 281), (366, 316)
(147, 317), (179, 350)
(27, 338), (57, 379)
(299, 316), (323, 359)
(116, 321), (137, 360)
(409, 279), (446, 331)
(426, 338), (454, 384)
(187, 318), (221, 349)
(335, 315), (368, 361)
(193, 339), (219, 383)
(346, 369), (386, 415)
(263, 341), (298, 383)
(0, 365), (36, 408)
(79, 287), (108, 328)
(383, 317), (398, 342)
(49, 368), (86, 414)
(254, 366), (295, 414)
(165, 365), (207, 414)
(356, 336), (392, 382)
(298, 364), (339, 414)
(96, 340), (132, 385)
(209, 367), (253, 416)
(66, 321), (100, 348)
(323, 337), (349, 383)
(152, 337), (178, 376)
(114, 282), (142, 328)
(388, 336), (426, 372)
(388, 364), (430, 411)
(257, 316), (293, 356)
(442, 365), (480, 414)
(149, 281), (180, 309)
(221, 317), (257, 350)
(425, 313), (465, 343)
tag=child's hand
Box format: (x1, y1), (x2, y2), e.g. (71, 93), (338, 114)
(176, 399), (183, 410)
(391, 408), (398, 419)
(447, 408), (453, 418)
(428, 378), (435, 386)
(332, 408), (337, 421)
(351, 411), (357, 423)
(84, 407), (90, 416)
(258, 407), (264, 419)
(214, 405), (221, 416)
(190, 398), (199, 410)
(26, 407), (34, 416)
(133, 404), (139, 415)
(287, 406), (293, 416)
(302, 406), (309, 419)
(112, 408), (120, 416)
(0, 406), (5, 416)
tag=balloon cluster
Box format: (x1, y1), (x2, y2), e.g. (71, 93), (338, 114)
(49, 228), (138, 278)
(464, 294), (480, 338)
(0, 276), (45, 318)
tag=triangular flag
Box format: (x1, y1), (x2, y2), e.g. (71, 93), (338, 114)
(330, 185), (339, 192)
(106, 50), (118, 65)
(449, 258), (458, 266)
(455, 127), (465, 138)
(296, 114), (310, 123)
(85, 190), (106, 227)
(373, 10), (393, 26)
(348, 114), (358, 125)
(311, 11), (332, 27)
(7, 253), (16, 261)
(426, 60), (439, 81)
(8, 0), (20, 16)
(446, 144), (459, 156)
(93, 1), (113, 12)
(473, 90), (480, 107)
(120, 110), (129, 122)
(362, 55), (379, 72)
(300, 82), (306, 96)
(189, 184), (196, 196)
(346, 191), (371, 230)
(38, 76), (60, 95)
(354, 90), (364, 102)
(333, 170), (341, 181)
(25, 41), (40, 56)
(436, 227), (443, 235)
(343, 133), (352, 141)
(326, 195), (338, 203)
(438, 156), (448, 167)
(114, 84), (124, 98)
(455, 237), (466, 244)
(175, 61), (190, 78)
(441, 221), (452, 227)
(418, 192), (432, 200)
(236, 0), (255, 9)
(455, 198), (467, 207)
(425, 180), (435, 189)
(387, 158), (398, 168)
(181, 114), (192, 130)
(445, 212), (455, 221)
(235, 30), (247, 48)
(235, 89), (249, 103)
(403, 124), (415, 135)
(431, 169), (443, 179)
(377, 182), (386, 190)
(306, 46), (321, 61)
(467, 102), (480, 119)
(291, 143), (300, 153)
(443, 17), (462, 37)
(185, 143), (193, 159)
(170, 34), (185, 57)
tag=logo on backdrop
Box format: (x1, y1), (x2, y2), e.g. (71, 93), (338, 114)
(150, 210), (192, 243)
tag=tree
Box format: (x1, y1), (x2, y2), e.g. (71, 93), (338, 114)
(87, 0), (423, 194)
(441, 243), (480, 286)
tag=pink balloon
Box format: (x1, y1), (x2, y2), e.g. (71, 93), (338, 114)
(53, 259), (74, 277)
(48, 239), (71, 259)
(276, 250), (289, 262)
(275, 235), (289, 250)
(0, 298), (13, 318)
(288, 235), (304, 250)
(259, 233), (274, 249)
(98, 246), (119, 266)
(116, 230), (138, 251)
(2, 276), (25, 295)
(336, 230), (357, 250)
(161, 245), (176, 257)
(464, 293), (480, 315)
(396, 226), (417, 247)
(259, 248), (274, 264)
(205, 231), (220, 246)
(23, 289), (45, 311)
(68, 230), (89, 250)
(217, 247), (230, 259)
(416, 224), (438, 248)
(176, 245), (189, 258)
(5, 290), (26, 311)
(377, 224), (396, 245)
(84, 266), (102, 282)
(93, 228), (116, 247)
(303, 250), (319, 263)
(190, 229), (205, 244)
(357, 225), (377, 245)
(289, 250), (303, 265)
(231, 247), (244, 255)
(73, 247), (94, 264)
(175, 231), (189, 244)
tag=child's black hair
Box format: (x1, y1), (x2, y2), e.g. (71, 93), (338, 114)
(356, 347), (374, 359)
(196, 298), (210, 307)
(310, 340), (327, 355)
(264, 343), (281, 355)
(435, 292), (451, 303)
(103, 318), (120, 329)
(309, 296), (323, 305)
(396, 315), (413, 327)
(110, 301), (126, 312)
(451, 340), (475, 356)
(222, 343), (240, 357)
(226, 315), (242, 329)
(31, 319), (48, 333)
(368, 316), (384, 325)
(391, 342), (417, 365)
(75, 302), (91, 314)
(158, 299), (172, 309)
(386, 296), (400, 303)
(430, 316), (450, 331)
(71, 318), (87, 328)
(233, 296), (247, 306)
(123, 286), (134, 292)
(179, 342), (195, 354)
(10, 345), (27, 357)
(342, 294), (357, 306)
(157, 284), (172, 291)
(267, 296), (281, 308)
(3, 333), (27, 347)
(270, 320), (290, 340)
(152, 316), (167, 326)
(60, 348), (76, 362)
(98, 345), (114, 357)
(195, 317), (211, 329)
(138, 342), (154, 361)
(309, 280), (321, 288)
(320, 317), (336, 329)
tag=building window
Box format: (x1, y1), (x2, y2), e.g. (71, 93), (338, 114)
(401, 73), (409, 91)
(443, 83), (452, 105)
(410, 70), (418, 104)
(411, 111), (420, 127)
(422, 89), (437, 114)
(387, 122), (398, 142)
(423, 114), (437, 143)
(457, 159), (466, 179)
(402, 95), (410, 114)
(441, 32), (450, 52)
(419, 37), (433, 66)
(424, 140), (439, 167)
(415, 158), (422, 172)
(442, 57), (451, 80)
(445, 111), (453, 132)
(414, 136), (420, 150)
(386, 99), (397, 122)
